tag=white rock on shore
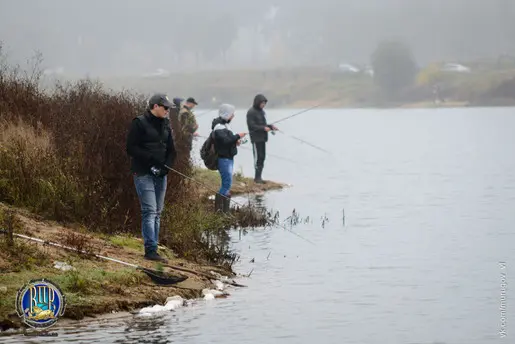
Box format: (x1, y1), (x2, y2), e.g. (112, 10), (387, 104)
(137, 278), (231, 315)
(138, 296), (185, 316)
(213, 280), (224, 291)
(202, 288), (224, 300)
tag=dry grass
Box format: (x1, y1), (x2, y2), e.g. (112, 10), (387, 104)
(0, 119), (85, 221)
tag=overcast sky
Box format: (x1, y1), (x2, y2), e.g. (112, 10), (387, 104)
(1, 0), (514, 76)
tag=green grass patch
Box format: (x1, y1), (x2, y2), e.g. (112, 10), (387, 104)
(193, 166), (250, 190)
(0, 263), (143, 319)
(193, 168), (220, 188)
(108, 234), (142, 251)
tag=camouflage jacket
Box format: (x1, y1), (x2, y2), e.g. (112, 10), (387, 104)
(178, 106), (198, 135)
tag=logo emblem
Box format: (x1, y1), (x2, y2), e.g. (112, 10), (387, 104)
(16, 279), (66, 329)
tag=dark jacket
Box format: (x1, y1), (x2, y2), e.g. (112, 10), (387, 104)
(126, 110), (176, 176)
(211, 117), (241, 160)
(246, 94), (272, 143)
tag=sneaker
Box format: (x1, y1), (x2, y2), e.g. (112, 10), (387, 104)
(144, 251), (168, 263)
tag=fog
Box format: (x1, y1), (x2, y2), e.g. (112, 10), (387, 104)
(1, 0), (514, 76)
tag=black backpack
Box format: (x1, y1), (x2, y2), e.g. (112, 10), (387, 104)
(200, 131), (218, 170)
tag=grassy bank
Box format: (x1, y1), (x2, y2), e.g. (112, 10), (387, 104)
(193, 168), (286, 196)
(0, 204), (233, 331)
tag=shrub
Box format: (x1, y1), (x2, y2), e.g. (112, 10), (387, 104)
(0, 119), (85, 220)
(0, 49), (191, 233)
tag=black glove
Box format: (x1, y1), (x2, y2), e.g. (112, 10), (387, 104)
(149, 157), (168, 177)
(150, 166), (168, 177)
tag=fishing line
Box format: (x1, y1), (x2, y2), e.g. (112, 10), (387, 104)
(276, 130), (332, 155)
(245, 103), (331, 154)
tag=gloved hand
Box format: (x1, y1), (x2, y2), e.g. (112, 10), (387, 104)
(150, 164), (168, 177)
(150, 166), (162, 176)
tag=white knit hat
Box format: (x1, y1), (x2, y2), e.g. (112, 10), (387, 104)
(218, 103), (235, 120)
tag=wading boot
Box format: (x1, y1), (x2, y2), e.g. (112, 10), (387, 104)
(222, 194), (231, 214)
(214, 193), (224, 212)
(254, 168), (266, 184)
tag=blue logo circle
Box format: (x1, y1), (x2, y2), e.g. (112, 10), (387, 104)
(16, 278), (66, 329)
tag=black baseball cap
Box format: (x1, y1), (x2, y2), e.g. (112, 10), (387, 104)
(148, 93), (172, 108)
(186, 97), (198, 105)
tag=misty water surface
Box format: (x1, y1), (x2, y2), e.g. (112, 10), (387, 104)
(4, 107), (515, 344)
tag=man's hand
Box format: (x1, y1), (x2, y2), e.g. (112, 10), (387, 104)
(236, 139), (241, 146)
(264, 126), (271, 132)
(270, 125), (278, 131)
(238, 132), (247, 138)
(193, 132), (199, 137)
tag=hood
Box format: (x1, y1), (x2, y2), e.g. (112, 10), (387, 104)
(211, 117), (226, 130)
(252, 94), (268, 109)
(218, 103), (235, 120)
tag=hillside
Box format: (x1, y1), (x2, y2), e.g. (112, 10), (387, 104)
(98, 66), (515, 109)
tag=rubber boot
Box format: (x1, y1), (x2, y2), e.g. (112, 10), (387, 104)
(214, 193), (223, 212)
(222, 195), (231, 213)
(254, 168), (266, 184)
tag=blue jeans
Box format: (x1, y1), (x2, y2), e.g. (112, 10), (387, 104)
(217, 158), (234, 196)
(133, 174), (167, 253)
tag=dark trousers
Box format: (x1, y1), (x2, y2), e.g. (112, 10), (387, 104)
(252, 141), (266, 179)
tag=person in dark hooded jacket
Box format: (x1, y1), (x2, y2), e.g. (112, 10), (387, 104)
(246, 94), (278, 183)
(212, 104), (247, 212)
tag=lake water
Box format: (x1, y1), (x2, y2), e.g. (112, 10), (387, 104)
(5, 107), (515, 343)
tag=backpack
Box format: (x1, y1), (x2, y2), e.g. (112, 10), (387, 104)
(200, 131), (218, 170)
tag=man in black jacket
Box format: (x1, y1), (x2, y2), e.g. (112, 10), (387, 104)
(246, 94), (278, 183)
(126, 93), (176, 262)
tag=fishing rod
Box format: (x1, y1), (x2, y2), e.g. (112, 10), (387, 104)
(163, 165), (316, 246)
(247, 104), (322, 136)
(270, 103), (323, 125)
(245, 104), (330, 154)
(0, 229), (187, 285)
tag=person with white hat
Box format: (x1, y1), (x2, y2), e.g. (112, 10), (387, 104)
(211, 104), (247, 212)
